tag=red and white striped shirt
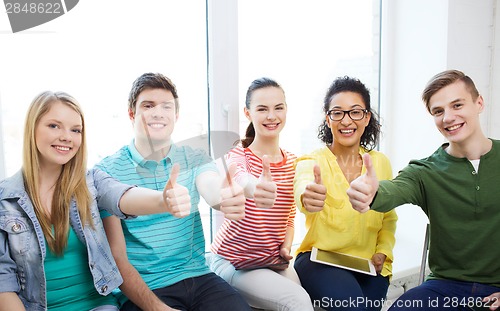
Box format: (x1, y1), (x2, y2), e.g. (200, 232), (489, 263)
(211, 146), (297, 269)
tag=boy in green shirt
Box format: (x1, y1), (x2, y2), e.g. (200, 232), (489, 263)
(348, 70), (500, 310)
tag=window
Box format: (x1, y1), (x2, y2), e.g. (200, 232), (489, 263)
(0, 0), (213, 243)
(237, 0), (381, 243)
(0, 1), (208, 174)
(0, 0), (380, 248)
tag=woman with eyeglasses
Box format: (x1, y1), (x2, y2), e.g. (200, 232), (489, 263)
(293, 76), (397, 311)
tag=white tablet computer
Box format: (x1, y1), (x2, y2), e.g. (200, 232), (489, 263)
(310, 247), (376, 276)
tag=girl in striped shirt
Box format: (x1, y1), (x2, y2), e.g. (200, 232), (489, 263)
(208, 78), (313, 311)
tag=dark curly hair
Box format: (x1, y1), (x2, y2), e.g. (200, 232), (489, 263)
(317, 76), (380, 151)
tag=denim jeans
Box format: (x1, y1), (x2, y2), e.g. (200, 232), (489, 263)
(120, 272), (251, 311)
(294, 252), (390, 311)
(90, 306), (120, 311)
(388, 279), (500, 311)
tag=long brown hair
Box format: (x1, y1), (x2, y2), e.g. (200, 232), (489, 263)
(22, 91), (92, 255)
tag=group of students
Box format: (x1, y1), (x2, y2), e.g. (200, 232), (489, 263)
(0, 69), (498, 311)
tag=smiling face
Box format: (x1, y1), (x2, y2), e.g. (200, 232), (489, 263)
(326, 91), (371, 150)
(428, 80), (484, 145)
(35, 100), (83, 171)
(129, 88), (178, 154)
(244, 86), (287, 140)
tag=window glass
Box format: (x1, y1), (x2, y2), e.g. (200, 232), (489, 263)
(0, 0), (380, 249)
(0, 1), (208, 172)
(0, 0), (212, 243)
(238, 0), (381, 243)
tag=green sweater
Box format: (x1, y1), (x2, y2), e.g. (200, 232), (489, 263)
(371, 139), (500, 286)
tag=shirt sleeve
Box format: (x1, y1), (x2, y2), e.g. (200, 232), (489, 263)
(370, 151), (398, 276)
(0, 221), (22, 293)
(90, 168), (136, 219)
(225, 148), (251, 187)
(190, 147), (218, 178)
(371, 164), (425, 213)
(293, 155), (316, 214)
(376, 209), (398, 261)
(287, 203), (296, 228)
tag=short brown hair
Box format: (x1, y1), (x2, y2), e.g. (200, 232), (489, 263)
(128, 73), (179, 113)
(421, 70), (479, 112)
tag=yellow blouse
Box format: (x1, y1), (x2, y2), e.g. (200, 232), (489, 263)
(294, 146), (397, 277)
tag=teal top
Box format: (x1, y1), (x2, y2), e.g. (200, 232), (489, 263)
(371, 139), (500, 286)
(97, 141), (217, 305)
(45, 227), (118, 310)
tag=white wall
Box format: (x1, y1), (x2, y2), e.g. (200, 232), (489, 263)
(0, 96), (4, 180)
(447, 0), (495, 133)
(380, 0), (498, 275)
(491, 0), (500, 138)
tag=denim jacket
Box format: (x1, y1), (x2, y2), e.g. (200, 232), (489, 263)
(0, 169), (133, 311)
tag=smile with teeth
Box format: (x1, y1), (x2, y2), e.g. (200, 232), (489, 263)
(446, 124), (463, 131)
(340, 129), (355, 134)
(264, 123), (280, 129)
(53, 145), (71, 151)
(148, 123), (166, 128)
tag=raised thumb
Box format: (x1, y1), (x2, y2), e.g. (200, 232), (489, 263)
(167, 163), (180, 190)
(362, 153), (377, 179)
(313, 164), (322, 184)
(223, 160), (238, 187)
(261, 155), (272, 181)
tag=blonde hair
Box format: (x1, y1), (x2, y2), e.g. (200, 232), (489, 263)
(22, 91), (92, 255)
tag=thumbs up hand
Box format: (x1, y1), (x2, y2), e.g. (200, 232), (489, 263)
(163, 163), (191, 218)
(301, 164), (327, 212)
(254, 155), (277, 209)
(347, 153), (379, 213)
(220, 161), (246, 221)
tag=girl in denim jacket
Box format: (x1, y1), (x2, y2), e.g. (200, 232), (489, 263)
(0, 91), (190, 311)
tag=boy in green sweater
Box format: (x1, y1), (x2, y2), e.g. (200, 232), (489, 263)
(348, 69), (500, 310)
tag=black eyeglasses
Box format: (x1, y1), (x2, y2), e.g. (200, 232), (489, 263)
(327, 109), (368, 121)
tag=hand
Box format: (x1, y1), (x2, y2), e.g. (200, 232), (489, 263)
(254, 155), (277, 208)
(267, 246), (291, 271)
(371, 253), (386, 273)
(301, 164), (327, 212)
(347, 153), (379, 213)
(279, 246), (293, 262)
(482, 292), (500, 310)
(163, 163), (191, 218)
(149, 302), (181, 311)
(220, 162), (246, 220)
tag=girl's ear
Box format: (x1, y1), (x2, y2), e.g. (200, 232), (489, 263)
(365, 110), (372, 126)
(244, 107), (251, 121)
